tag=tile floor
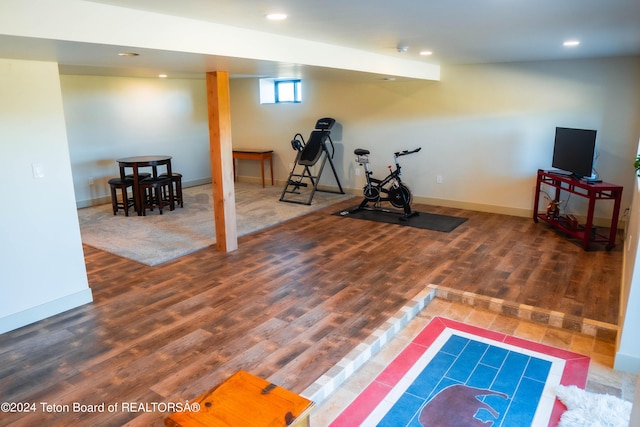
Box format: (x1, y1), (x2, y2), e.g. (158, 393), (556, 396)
(310, 298), (637, 427)
(330, 317), (590, 427)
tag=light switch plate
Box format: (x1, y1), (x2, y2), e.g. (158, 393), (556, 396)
(32, 163), (45, 178)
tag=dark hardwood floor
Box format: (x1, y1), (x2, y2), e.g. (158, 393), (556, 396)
(0, 198), (622, 426)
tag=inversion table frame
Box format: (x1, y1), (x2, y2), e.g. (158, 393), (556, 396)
(280, 118), (345, 205)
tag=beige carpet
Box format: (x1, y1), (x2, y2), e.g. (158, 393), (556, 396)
(78, 182), (353, 266)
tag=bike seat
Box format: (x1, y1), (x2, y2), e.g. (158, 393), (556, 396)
(354, 148), (370, 156)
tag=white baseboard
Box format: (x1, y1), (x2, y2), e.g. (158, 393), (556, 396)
(614, 352), (640, 375)
(77, 178), (621, 228)
(75, 178), (213, 208)
(0, 289), (94, 335)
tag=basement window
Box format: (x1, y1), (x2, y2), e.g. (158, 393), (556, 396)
(259, 78), (302, 104)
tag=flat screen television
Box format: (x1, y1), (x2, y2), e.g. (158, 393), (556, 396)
(551, 127), (597, 179)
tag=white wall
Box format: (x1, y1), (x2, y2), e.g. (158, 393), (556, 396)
(616, 173), (640, 374)
(0, 59), (92, 334)
(60, 75), (211, 207)
(230, 56), (640, 221)
(63, 57), (640, 221)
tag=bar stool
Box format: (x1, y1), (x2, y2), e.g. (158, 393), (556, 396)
(159, 172), (183, 208)
(125, 172), (151, 181)
(139, 176), (174, 215)
(108, 177), (134, 216)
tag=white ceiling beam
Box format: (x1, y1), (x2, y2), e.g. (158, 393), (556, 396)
(0, 0), (440, 81)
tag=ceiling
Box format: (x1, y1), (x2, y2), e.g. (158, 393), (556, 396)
(2, 0), (640, 80)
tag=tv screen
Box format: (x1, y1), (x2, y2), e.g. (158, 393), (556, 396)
(551, 127), (597, 178)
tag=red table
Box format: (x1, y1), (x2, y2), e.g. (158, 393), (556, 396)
(533, 169), (623, 250)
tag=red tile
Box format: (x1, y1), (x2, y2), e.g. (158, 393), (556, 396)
(503, 335), (586, 360)
(329, 381), (392, 427)
(412, 316), (447, 347)
(440, 317), (509, 342)
(375, 343), (426, 386)
(561, 357), (591, 387)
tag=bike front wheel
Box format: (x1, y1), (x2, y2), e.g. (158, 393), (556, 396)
(389, 183), (412, 208)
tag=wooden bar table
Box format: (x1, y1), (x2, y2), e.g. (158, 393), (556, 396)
(232, 149), (274, 188)
(117, 155), (172, 216)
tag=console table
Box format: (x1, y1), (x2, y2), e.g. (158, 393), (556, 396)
(533, 169), (623, 250)
(232, 149), (274, 188)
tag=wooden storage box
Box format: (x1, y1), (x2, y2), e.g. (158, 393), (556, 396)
(165, 370), (314, 427)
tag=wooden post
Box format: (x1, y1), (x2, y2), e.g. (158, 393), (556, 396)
(206, 71), (238, 252)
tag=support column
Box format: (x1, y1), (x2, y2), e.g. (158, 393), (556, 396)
(206, 71), (238, 252)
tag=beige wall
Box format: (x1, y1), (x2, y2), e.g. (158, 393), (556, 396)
(60, 75), (211, 207)
(230, 56), (640, 220)
(63, 56), (640, 221)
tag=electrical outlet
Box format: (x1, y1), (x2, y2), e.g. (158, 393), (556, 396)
(436, 175), (443, 184)
(355, 168), (361, 176)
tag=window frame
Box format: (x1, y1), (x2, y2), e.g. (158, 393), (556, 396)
(274, 79), (302, 104)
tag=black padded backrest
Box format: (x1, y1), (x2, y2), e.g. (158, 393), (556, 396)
(315, 117), (335, 131)
(298, 130), (327, 166)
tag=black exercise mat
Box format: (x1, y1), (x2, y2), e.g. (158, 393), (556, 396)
(334, 207), (468, 232)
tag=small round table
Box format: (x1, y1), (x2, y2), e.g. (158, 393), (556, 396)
(117, 155), (172, 216)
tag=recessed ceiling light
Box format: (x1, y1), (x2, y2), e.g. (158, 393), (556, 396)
(118, 52), (139, 57)
(419, 50), (433, 56)
(266, 13), (287, 20)
(158, 74), (168, 78)
(563, 40), (580, 47)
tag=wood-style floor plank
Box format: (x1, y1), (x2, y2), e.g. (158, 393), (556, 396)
(0, 198), (622, 426)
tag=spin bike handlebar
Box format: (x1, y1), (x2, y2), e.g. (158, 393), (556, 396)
(394, 147), (422, 157)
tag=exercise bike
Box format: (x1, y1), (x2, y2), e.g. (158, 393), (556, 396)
(351, 147), (421, 220)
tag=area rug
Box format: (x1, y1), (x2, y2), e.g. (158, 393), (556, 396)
(555, 385), (632, 427)
(78, 182), (353, 266)
(330, 316), (590, 427)
(334, 207), (468, 232)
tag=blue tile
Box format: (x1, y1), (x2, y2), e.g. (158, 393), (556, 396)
(382, 336), (550, 427)
(482, 391), (511, 424)
(467, 363), (498, 389)
(492, 352), (529, 395)
(474, 399), (506, 425)
(377, 392), (424, 427)
(406, 415), (424, 427)
(524, 357), (552, 382)
(501, 377), (546, 425)
(447, 340), (489, 382)
(406, 352), (456, 397)
(440, 335), (469, 356)
(481, 345), (508, 368)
